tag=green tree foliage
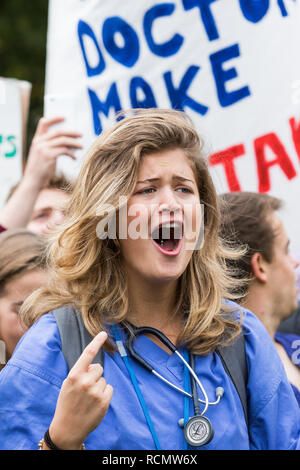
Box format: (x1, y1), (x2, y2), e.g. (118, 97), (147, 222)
(0, 0), (48, 154)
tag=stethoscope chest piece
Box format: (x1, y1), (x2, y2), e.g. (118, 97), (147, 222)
(184, 415), (214, 447)
(114, 323), (221, 449)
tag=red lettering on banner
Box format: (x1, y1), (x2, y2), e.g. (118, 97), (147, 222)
(209, 118), (299, 193)
(290, 117), (300, 161)
(209, 144), (245, 192)
(254, 133), (297, 193)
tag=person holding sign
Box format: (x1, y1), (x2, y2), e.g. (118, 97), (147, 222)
(0, 116), (82, 235)
(0, 109), (299, 450)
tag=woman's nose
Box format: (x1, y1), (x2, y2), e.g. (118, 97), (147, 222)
(158, 188), (181, 214)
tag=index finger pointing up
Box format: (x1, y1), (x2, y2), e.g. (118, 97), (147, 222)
(71, 331), (108, 373)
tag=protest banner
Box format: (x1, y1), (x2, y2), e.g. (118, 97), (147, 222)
(0, 78), (31, 208)
(45, 0), (300, 250)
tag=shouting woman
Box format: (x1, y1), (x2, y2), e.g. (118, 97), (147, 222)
(0, 109), (299, 450)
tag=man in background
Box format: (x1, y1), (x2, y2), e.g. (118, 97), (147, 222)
(219, 192), (300, 403)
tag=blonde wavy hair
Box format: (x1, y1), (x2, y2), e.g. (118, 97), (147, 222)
(21, 109), (245, 355)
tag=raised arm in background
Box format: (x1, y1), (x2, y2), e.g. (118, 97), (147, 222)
(0, 117), (82, 231)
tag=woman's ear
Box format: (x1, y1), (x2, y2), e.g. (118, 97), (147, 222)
(250, 252), (268, 283)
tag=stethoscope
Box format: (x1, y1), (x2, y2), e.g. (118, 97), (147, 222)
(112, 323), (224, 448)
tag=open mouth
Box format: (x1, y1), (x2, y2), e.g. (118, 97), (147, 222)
(151, 222), (183, 255)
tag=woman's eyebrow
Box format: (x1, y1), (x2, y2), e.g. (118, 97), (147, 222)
(173, 176), (195, 183)
(136, 178), (160, 184)
(136, 176), (194, 184)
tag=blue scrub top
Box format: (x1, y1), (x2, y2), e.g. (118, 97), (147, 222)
(0, 307), (300, 450)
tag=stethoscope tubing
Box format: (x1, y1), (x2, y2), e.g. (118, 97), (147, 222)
(113, 323), (224, 449)
(152, 368), (222, 406)
(174, 349), (209, 415)
(125, 323), (222, 413)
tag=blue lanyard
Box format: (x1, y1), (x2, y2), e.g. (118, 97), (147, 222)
(112, 324), (191, 450)
(183, 348), (191, 450)
(112, 325), (161, 450)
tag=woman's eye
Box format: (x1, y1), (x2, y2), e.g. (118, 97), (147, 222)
(136, 187), (193, 195)
(138, 188), (155, 194)
(177, 187), (192, 193)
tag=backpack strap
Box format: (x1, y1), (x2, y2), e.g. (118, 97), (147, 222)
(53, 305), (104, 371)
(216, 332), (248, 428)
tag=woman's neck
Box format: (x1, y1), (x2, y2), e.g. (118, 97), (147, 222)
(125, 275), (184, 341)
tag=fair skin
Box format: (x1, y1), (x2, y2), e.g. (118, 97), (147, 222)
(0, 269), (49, 365)
(119, 148), (201, 340)
(46, 148), (201, 450)
(26, 188), (69, 235)
(242, 212), (300, 390)
(0, 117), (81, 231)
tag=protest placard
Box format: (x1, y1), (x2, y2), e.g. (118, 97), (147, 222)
(45, 0), (300, 250)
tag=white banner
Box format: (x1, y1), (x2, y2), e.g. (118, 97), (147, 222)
(45, 0), (300, 250)
(0, 78), (30, 208)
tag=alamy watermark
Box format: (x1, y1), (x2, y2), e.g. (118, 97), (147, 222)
(95, 197), (205, 251)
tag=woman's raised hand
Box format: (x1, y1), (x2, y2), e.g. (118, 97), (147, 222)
(47, 331), (113, 450)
